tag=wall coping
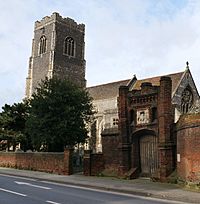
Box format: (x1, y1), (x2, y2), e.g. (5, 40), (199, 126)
(177, 113), (200, 131)
(0, 152), (64, 155)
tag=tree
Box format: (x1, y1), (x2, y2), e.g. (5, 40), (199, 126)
(0, 101), (30, 151)
(25, 77), (94, 152)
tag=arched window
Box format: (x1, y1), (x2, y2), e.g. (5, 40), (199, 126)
(39, 35), (47, 55)
(64, 37), (75, 57)
(181, 87), (193, 114)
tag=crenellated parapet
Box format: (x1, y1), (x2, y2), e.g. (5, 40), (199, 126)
(25, 12), (86, 98)
(35, 12), (85, 32)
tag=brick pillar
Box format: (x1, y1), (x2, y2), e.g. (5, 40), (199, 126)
(118, 85), (131, 175)
(158, 76), (174, 181)
(83, 150), (92, 176)
(63, 147), (74, 175)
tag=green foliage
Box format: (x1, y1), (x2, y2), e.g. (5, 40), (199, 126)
(25, 77), (94, 152)
(0, 101), (31, 151)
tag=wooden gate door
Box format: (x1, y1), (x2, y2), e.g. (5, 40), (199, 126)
(139, 135), (159, 176)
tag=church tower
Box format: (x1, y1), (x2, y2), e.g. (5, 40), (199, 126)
(25, 12), (86, 98)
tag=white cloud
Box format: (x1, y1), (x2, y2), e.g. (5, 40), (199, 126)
(0, 0), (199, 108)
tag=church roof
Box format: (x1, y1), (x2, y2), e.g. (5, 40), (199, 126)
(132, 72), (184, 92)
(87, 79), (130, 100)
(87, 71), (184, 100)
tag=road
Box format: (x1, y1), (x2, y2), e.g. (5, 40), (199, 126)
(0, 174), (186, 204)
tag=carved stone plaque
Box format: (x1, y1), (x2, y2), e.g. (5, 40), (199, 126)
(136, 109), (149, 125)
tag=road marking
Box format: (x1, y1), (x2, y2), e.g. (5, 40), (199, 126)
(46, 201), (61, 204)
(15, 181), (51, 190)
(0, 188), (27, 197)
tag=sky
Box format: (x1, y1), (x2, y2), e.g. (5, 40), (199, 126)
(0, 0), (200, 108)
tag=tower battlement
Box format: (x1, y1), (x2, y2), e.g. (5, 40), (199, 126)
(26, 12), (86, 98)
(35, 12), (85, 32)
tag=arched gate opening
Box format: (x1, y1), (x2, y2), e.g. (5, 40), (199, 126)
(132, 129), (159, 177)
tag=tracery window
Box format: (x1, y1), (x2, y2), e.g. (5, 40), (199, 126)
(39, 35), (47, 55)
(64, 37), (75, 57)
(181, 87), (193, 114)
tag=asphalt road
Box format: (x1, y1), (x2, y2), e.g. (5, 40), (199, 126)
(0, 174), (186, 204)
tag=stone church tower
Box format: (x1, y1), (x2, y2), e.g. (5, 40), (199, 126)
(25, 12), (86, 98)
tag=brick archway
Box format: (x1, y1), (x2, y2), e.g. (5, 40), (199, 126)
(132, 129), (159, 177)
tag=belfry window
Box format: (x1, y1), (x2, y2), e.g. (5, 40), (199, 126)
(39, 35), (47, 55)
(64, 37), (75, 57)
(181, 87), (193, 114)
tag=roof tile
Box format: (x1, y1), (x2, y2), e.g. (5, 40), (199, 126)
(87, 71), (184, 100)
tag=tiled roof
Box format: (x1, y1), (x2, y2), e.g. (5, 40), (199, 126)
(87, 71), (184, 100)
(132, 72), (184, 93)
(87, 79), (130, 100)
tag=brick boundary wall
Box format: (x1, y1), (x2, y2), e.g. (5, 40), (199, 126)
(0, 148), (73, 175)
(83, 150), (105, 176)
(101, 129), (120, 175)
(177, 113), (200, 183)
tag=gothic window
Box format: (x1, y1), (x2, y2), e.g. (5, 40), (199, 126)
(181, 87), (193, 114)
(39, 35), (47, 55)
(64, 37), (75, 57)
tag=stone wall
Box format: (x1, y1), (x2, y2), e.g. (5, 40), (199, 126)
(53, 18), (86, 88)
(0, 149), (73, 175)
(26, 12), (86, 98)
(177, 113), (200, 183)
(90, 97), (118, 152)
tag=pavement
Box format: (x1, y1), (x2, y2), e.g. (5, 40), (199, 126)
(0, 167), (199, 203)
